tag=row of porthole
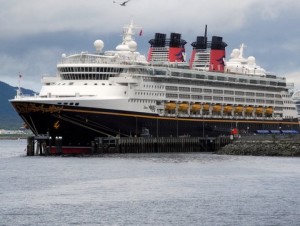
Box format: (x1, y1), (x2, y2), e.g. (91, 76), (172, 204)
(128, 99), (156, 104)
(144, 84), (164, 89)
(56, 83), (112, 86)
(57, 102), (80, 106)
(135, 92), (164, 96)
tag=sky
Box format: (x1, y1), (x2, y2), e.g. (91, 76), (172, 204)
(0, 0), (300, 92)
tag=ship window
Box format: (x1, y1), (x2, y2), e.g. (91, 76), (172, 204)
(213, 89), (223, 94)
(63, 102), (68, 105)
(191, 88), (202, 92)
(84, 83), (87, 85)
(196, 74), (205, 79)
(69, 103), (74, 106)
(179, 94), (190, 99)
(102, 83), (105, 85)
(75, 103), (79, 106)
(69, 82), (74, 85)
(239, 79), (247, 83)
(266, 94), (274, 98)
(235, 98), (244, 102)
(204, 96), (212, 100)
(256, 93), (264, 97)
(57, 102), (62, 105)
(224, 97), (234, 101)
(94, 83), (98, 85)
(179, 87), (190, 92)
(213, 96), (223, 101)
(166, 93), (178, 98)
(235, 91), (244, 95)
(191, 95), (202, 100)
(166, 86), (178, 91)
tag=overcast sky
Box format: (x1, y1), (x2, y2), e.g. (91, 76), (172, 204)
(1, 0), (300, 91)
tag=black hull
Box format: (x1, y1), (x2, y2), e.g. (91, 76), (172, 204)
(12, 102), (300, 146)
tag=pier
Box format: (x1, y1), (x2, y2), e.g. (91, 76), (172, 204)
(26, 135), (232, 156)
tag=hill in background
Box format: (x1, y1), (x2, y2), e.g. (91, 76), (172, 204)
(0, 81), (36, 129)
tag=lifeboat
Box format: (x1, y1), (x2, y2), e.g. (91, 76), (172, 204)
(245, 106), (254, 114)
(203, 104), (210, 111)
(178, 103), (189, 111)
(223, 105), (233, 113)
(234, 106), (244, 113)
(255, 107), (263, 114)
(165, 102), (176, 111)
(190, 103), (201, 112)
(212, 104), (222, 112)
(265, 107), (273, 115)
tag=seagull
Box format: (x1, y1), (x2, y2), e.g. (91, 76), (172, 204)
(113, 0), (130, 6)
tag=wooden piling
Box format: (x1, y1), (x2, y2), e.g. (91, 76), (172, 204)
(27, 134), (231, 155)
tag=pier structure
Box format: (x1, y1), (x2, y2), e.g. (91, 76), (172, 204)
(26, 135), (232, 156)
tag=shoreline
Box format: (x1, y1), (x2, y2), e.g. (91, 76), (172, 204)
(217, 135), (300, 157)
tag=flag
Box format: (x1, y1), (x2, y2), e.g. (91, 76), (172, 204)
(139, 29), (143, 36)
(19, 73), (22, 78)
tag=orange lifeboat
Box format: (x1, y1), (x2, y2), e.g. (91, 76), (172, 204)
(213, 104), (222, 112)
(190, 103), (201, 112)
(223, 105), (233, 113)
(235, 106), (244, 113)
(245, 106), (254, 114)
(255, 107), (263, 114)
(165, 102), (176, 111)
(265, 107), (273, 115)
(203, 104), (210, 111)
(178, 103), (189, 111)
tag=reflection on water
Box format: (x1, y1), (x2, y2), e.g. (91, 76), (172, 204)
(0, 139), (300, 225)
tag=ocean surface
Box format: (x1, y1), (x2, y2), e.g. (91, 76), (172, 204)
(0, 139), (300, 226)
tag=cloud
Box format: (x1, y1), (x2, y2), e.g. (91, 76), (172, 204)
(0, 0), (300, 91)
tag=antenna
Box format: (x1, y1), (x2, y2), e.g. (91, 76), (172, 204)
(17, 73), (23, 98)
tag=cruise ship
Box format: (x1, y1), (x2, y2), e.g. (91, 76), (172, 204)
(10, 20), (299, 148)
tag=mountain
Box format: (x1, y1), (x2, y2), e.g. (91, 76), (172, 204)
(0, 81), (36, 129)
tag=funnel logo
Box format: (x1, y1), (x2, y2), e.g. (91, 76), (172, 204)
(216, 55), (225, 66)
(175, 49), (186, 62)
(53, 120), (60, 129)
(169, 48), (186, 62)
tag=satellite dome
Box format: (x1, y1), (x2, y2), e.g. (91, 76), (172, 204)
(62, 53), (67, 58)
(231, 49), (240, 58)
(128, 41), (137, 51)
(248, 56), (256, 65)
(94, 40), (104, 53)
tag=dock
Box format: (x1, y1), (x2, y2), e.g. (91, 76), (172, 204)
(26, 135), (232, 156)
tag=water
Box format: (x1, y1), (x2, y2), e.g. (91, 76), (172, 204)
(0, 139), (300, 225)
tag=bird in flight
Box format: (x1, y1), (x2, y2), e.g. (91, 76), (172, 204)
(113, 0), (130, 6)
